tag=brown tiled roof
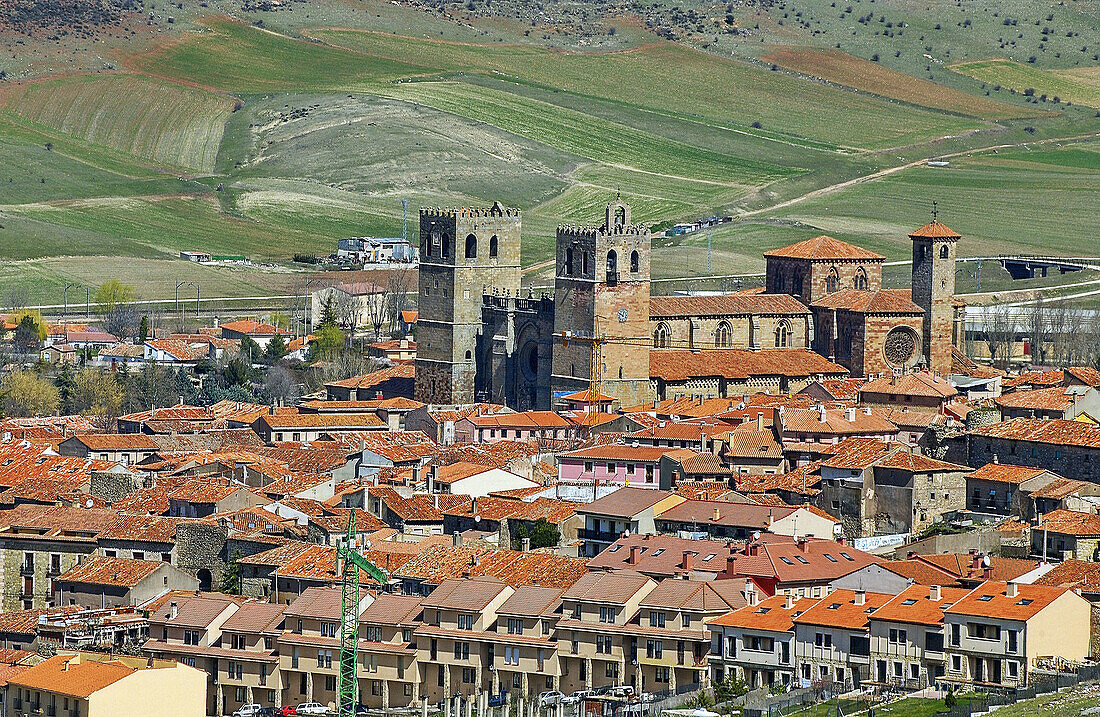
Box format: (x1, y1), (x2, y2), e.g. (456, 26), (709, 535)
(360, 593), (423, 626)
(66, 433), (159, 451)
(875, 452), (970, 473)
(1003, 370), (1064, 389)
(792, 589), (893, 630)
(1033, 559), (1100, 592)
(820, 437), (895, 470)
(563, 571), (653, 604)
(433, 461), (496, 484)
(649, 294), (810, 318)
(371, 487), (468, 522)
(995, 386), (1083, 411)
(284, 586), (345, 620)
(908, 220), (961, 239)
(220, 320), (289, 336)
(951, 347), (1004, 379)
(735, 461), (822, 496)
(258, 412), (387, 429)
(879, 559), (961, 586)
(562, 444), (673, 463)
(708, 593), (816, 632)
(640, 578), (746, 612)
(9, 655), (135, 697)
(915, 554), (1039, 582)
(860, 372), (957, 399)
(763, 236), (885, 261)
(587, 533), (733, 576)
(812, 288), (923, 314)
(57, 556), (161, 587)
(168, 478), (250, 504)
(779, 407), (898, 436)
(394, 544), (587, 589)
(967, 462), (1048, 485)
(497, 584), (564, 617)
(443, 497), (576, 524)
(674, 480), (733, 501)
(148, 595), (236, 628)
(728, 537), (879, 585)
(334, 431), (439, 463)
(650, 349), (848, 383)
(811, 378), (866, 401)
(421, 575), (509, 611)
(0, 606), (82, 636)
(871, 584), (971, 626)
(1027, 477), (1090, 500)
(1066, 366), (1100, 387)
(972, 418), (1100, 448)
(220, 602), (286, 634)
(467, 411), (572, 429)
(99, 514), (186, 543)
(657, 499), (796, 529)
(945, 581), (1069, 620)
(1041, 509), (1100, 536)
(578, 487), (681, 518)
(324, 364), (415, 390)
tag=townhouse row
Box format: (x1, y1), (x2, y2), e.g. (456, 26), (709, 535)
(708, 581), (1090, 693)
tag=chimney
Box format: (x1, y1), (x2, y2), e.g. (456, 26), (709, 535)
(756, 412), (764, 431)
(929, 585), (941, 602)
(629, 545), (641, 565)
(453, 531), (463, 547)
(993, 454), (999, 464)
(1006, 582), (1018, 598)
(169, 601), (178, 620)
(818, 406), (827, 423)
(745, 579), (757, 606)
(797, 538), (810, 553)
(433, 494), (440, 510)
(521, 537), (531, 553)
(682, 551), (694, 571)
(784, 594), (795, 610)
(836, 536), (847, 546)
(766, 508), (773, 526)
(712, 507), (721, 521)
(971, 553), (982, 571)
(863, 406), (872, 415)
(854, 590), (866, 606)
(471, 496), (478, 516)
(413, 466), (421, 483)
(845, 407), (856, 422)
(983, 566), (994, 579)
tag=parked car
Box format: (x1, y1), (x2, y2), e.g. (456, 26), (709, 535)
(539, 691), (565, 707)
(562, 690), (594, 705)
(258, 709), (276, 717)
(295, 705), (328, 716)
(234, 706), (263, 717)
(488, 691), (508, 708)
(278, 707), (298, 717)
(609, 686), (635, 698)
(639, 693), (657, 703)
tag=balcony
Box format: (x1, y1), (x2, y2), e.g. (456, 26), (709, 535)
(20, 562), (35, 575)
(578, 528), (620, 542)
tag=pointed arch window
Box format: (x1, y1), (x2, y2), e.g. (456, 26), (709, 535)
(653, 323), (671, 349)
(464, 234), (477, 259)
(854, 267), (868, 291)
(715, 321), (733, 348)
(441, 233), (450, 258)
(774, 319), (792, 348)
(630, 250), (640, 273)
(939, 244), (950, 259)
(825, 267), (839, 294)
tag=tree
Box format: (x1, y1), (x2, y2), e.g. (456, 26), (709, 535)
(944, 687), (957, 709)
(714, 674), (749, 702)
(103, 302), (140, 341)
(318, 294), (339, 329)
(74, 368), (124, 428)
(269, 311), (290, 330)
(515, 518), (560, 549)
(239, 336), (263, 365)
(124, 362), (174, 412)
(94, 280), (136, 314)
(220, 550), (242, 594)
(1, 370), (60, 417)
(363, 290), (389, 341)
(1022, 298), (1049, 365)
(263, 334), (288, 364)
(12, 314), (44, 357)
(387, 268), (413, 336)
(262, 365), (299, 406)
(981, 304), (1015, 369)
(332, 289), (364, 332)
(57, 362), (77, 414)
(139, 315), (150, 344)
(225, 357), (252, 387)
(309, 324), (345, 361)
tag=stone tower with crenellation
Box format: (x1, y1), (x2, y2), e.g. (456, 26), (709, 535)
(909, 212), (960, 376)
(415, 202), (522, 405)
(551, 199), (655, 408)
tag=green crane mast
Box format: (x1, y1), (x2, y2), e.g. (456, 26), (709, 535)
(337, 511), (390, 717)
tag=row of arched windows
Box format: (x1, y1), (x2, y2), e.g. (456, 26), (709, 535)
(651, 319), (794, 348)
(424, 232), (499, 260)
(824, 266), (869, 294)
(563, 248), (641, 278)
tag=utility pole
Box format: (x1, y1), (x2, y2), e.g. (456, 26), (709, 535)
(707, 228), (712, 276)
(175, 281), (186, 330)
(401, 198), (409, 244)
(62, 283), (77, 325)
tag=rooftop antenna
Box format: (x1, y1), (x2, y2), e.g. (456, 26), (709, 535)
(931, 200), (939, 223)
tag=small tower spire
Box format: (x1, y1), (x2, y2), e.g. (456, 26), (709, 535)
(931, 200), (938, 223)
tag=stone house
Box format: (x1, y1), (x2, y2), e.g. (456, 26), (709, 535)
(967, 419), (1100, 483)
(964, 462), (1050, 516)
(1031, 509), (1100, 561)
(59, 434), (160, 465)
(55, 555), (197, 610)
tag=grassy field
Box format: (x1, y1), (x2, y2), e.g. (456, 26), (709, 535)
(0, 74), (237, 171)
(762, 48), (1044, 119)
(953, 59), (1100, 109)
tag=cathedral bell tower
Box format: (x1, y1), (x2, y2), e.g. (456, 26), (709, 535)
(552, 198), (655, 408)
(909, 204), (960, 376)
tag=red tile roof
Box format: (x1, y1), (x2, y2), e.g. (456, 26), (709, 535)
(1040, 509), (1100, 536)
(1033, 559), (1100, 592)
(908, 220), (961, 239)
(728, 538), (879, 586)
(9, 655), (136, 697)
(871, 584), (971, 626)
(649, 294), (810, 318)
(972, 418), (1100, 448)
(709, 593), (816, 632)
(860, 372), (957, 399)
(812, 288), (923, 314)
(820, 437), (895, 470)
(945, 580), (1070, 621)
(967, 462), (1050, 485)
(763, 236), (885, 261)
(394, 544), (587, 588)
(56, 555), (163, 587)
(1003, 370), (1064, 389)
(219, 320), (289, 336)
(792, 588), (893, 630)
(995, 386), (1084, 411)
(650, 349), (848, 382)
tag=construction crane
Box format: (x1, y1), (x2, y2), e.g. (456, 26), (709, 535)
(337, 511), (389, 717)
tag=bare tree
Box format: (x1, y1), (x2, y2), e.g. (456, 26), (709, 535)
(6, 287), (28, 313)
(364, 289), (389, 342)
(332, 289), (364, 332)
(982, 304), (1015, 370)
(104, 302), (141, 341)
(1022, 298), (1049, 366)
(1047, 303), (1073, 366)
(386, 268), (412, 336)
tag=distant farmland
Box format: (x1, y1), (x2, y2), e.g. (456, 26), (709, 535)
(953, 59), (1100, 109)
(763, 48), (1044, 120)
(0, 74), (237, 172)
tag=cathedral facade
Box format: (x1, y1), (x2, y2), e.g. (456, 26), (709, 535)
(413, 199), (959, 409)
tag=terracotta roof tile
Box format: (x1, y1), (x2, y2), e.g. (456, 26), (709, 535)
(1040, 509), (1100, 536)
(9, 655), (135, 698)
(650, 349), (848, 383)
(967, 462), (1048, 485)
(1033, 559), (1100, 592)
(708, 593), (817, 632)
(945, 580), (1069, 621)
(871, 584), (971, 626)
(908, 221), (961, 239)
(56, 555), (162, 587)
(972, 418), (1100, 448)
(764, 236), (885, 261)
(793, 588), (893, 630)
(995, 386), (1086, 411)
(649, 294), (810, 318)
(563, 571), (653, 604)
(395, 544), (587, 589)
(812, 288), (923, 314)
(860, 372), (957, 399)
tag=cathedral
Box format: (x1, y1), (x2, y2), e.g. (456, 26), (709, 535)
(413, 199), (959, 410)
